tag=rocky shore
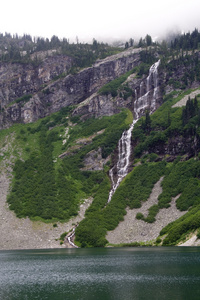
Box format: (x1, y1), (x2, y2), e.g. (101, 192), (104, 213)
(106, 177), (200, 246)
(0, 166), (199, 249)
(0, 170), (93, 250)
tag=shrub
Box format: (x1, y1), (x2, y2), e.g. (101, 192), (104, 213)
(149, 153), (158, 162)
(156, 237), (162, 244)
(60, 232), (68, 241)
(143, 204), (159, 223)
(15, 94), (32, 104)
(161, 204), (200, 245)
(98, 69), (135, 97)
(136, 212), (144, 220)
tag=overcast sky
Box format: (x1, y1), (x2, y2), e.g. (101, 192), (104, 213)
(1, 0), (200, 42)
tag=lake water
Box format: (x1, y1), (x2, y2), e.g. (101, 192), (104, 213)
(0, 247), (200, 300)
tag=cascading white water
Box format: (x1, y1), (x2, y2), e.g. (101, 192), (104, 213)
(68, 227), (79, 248)
(134, 60), (160, 116)
(135, 88), (138, 101)
(107, 60), (160, 203)
(108, 119), (137, 202)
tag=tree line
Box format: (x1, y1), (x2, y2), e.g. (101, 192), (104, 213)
(0, 32), (122, 70)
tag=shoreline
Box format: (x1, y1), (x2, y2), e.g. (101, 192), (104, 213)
(0, 170), (93, 250)
(0, 170), (199, 250)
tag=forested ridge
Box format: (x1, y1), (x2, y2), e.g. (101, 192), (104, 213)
(1, 29), (200, 247)
(0, 32), (121, 70)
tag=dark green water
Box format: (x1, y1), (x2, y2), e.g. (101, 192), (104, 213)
(0, 247), (200, 300)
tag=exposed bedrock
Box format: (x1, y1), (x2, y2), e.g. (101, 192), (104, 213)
(0, 48), (141, 128)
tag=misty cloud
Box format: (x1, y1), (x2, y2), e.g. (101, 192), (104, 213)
(1, 0), (200, 42)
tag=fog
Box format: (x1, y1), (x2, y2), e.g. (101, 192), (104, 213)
(1, 0), (200, 42)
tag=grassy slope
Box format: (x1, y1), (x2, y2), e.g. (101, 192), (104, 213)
(1, 86), (200, 247)
(2, 107), (132, 224)
(131, 89), (200, 245)
(75, 88), (200, 247)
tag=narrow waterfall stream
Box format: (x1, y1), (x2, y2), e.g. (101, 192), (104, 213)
(107, 60), (160, 203)
(108, 119), (137, 203)
(67, 227), (79, 248)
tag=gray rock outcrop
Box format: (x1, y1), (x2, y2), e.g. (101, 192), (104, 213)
(0, 48), (141, 128)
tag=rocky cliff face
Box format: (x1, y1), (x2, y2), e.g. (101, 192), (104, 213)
(0, 55), (73, 106)
(0, 54), (73, 128)
(0, 48), (141, 128)
(147, 134), (200, 161)
(1, 48), (200, 129)
(73, 52), (200, 121)
(73, 64), (163, 120)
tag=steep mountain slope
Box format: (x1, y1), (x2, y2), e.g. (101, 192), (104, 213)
(0, 47), (141, 128)
(1, 31), (200, 249)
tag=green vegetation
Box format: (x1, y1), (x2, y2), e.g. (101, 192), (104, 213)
(64, 109), (132, 158)
(8, 124), (81, 220)
(132, 91), (200, 158)
(158, 159), (200, 210)
(2, 28), (200, 248)
(4, 86), (200, 247)
(143, 204), (159, 223)
(108, 241), (153, 247)
(160, 204), (200, 245)
(98, 48), (158, 99)
(5, 94), (33, 109)
(0, 33), (122, 70)
(6, 108), (131, 223)
(129, 90), (200, 244)
(163, 54), (200, 89)
(170, 28), (200, 51)
(75, 161), (166, 247)
(152, 157), (200, 245)
(98, 69), (136, 97)
(59, 231), (69, 242)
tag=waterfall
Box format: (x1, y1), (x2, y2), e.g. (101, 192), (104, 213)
(108, 119), (137, 202)
(107, 60), (160, 203)
(67, 228), (79, 248)
(135, 88), (138, 101)
(134, 60), (160, 116)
